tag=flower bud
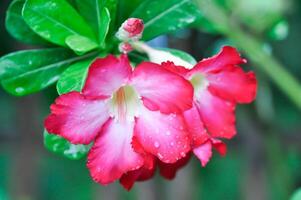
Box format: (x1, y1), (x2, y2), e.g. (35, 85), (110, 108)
(119, 42), (133, 54)
(116, 18), (144, 41)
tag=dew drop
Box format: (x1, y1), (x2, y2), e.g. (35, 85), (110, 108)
(180, 152), (186, 157)
(166, 131), (171, 136)
(154, 141), (160, 148)
(170, 142), (174, 146)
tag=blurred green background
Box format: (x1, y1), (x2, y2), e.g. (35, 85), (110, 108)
(0, 0), (301, 199)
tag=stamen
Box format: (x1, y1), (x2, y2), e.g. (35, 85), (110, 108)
(116, 88), (126, 122)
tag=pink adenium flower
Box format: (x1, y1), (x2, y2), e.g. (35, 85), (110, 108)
(120, 46), (257, 189)
(45, 54), (193, 185)
(162, 46), (257, 166)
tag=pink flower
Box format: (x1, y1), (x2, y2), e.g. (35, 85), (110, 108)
(119, 46), (257, 190)
(45, 54), (193, 185)
(162, 46), (257, 166)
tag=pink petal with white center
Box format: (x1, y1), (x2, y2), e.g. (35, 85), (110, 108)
(183, 104), (209, 147)
(158, 153), (191, 180)
(82, 54), (132, 97)
(45, 91), (109, 144)
(131, 62), (193, 114)
(134, 107), (191, 163)
(207, 65), (257, 103)
(195, 89), (236, 139)
(193, 140), (213, 167)
(189, 46), (246, 75)
(87, 119), (144, 185)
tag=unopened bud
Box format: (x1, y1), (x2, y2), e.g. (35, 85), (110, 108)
(119, 42), (133, 54)
(116, 18), (144, 41)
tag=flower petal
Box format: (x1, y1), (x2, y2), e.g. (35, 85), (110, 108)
(158, 153), (191, 180)
(195, 89), (236, 139)
(207, 66), (257, 103)
(183, 104), (209, 147)
(119, 165), (156, 191)
(134, 107), (191, 163)
(45, 91), (109, 144)
(87, 119), (144, 185)
(190, 46), (246, 74)
(193, 140), (213, 167)
(211, 138), (227, 156)
(82, 54), (132, 97)
(131, 62), (193, 114)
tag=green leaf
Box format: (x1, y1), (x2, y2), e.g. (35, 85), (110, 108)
(75, 0), (117, 37)
(5, 0), (48, 45)
(117, 0), (144, 26)
(65, 35), (98, 55)
(157, 48), (197, 65)
(23, 0), (98, 53)
(44, 130), (91, 160)
(98, 7), (111, 46)
(131, 0), (202, 41)
(56, 59), (94, 95)
(0, 48), (95, 96)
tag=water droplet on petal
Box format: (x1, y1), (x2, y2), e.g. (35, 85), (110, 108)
(180, 152), (186, 157)
(166, 131), (171, 136)
(154, 141), (160, 148)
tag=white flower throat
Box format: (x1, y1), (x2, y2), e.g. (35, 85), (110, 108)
(109, 85), (141, 122)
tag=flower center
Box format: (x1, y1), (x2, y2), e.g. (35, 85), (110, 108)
(190, 73), (209, 99)
(109, 85), (141, 122)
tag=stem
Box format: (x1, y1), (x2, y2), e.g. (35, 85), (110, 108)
(195, 0), (301, 110)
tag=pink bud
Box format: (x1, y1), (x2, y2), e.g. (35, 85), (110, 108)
(119, 42), (133, 54)
(123, 18), (144, 37)
(116, 18), (144, 41)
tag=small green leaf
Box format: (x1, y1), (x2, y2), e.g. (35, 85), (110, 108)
(0, 48), (95, 96)
(66, 35), (99, 55)
(5, 0), (48, 45)
(57, 59), (94, 95)
(157, 48), (197, 65)
(23, 0), (98, 53)
(44, 130), (91, 160)
(131, 0), (202, 40)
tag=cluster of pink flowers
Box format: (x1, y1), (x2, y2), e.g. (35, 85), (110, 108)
(44, 18), (257, 190)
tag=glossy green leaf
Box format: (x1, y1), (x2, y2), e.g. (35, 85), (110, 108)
(44, 130), (91, 160)
(117, 0), (144, 26)
(23, 0), (98, 53)
(98, 7), (111, 46)
(5, 0), (48, 45)
(157, 48), (197, 65)
(131, 0), (202, 41)
(56, 59), (94, 95)
(75, 0), (117, 36)
(0, 48), (95, 96)
(65, 35), (98, 55)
